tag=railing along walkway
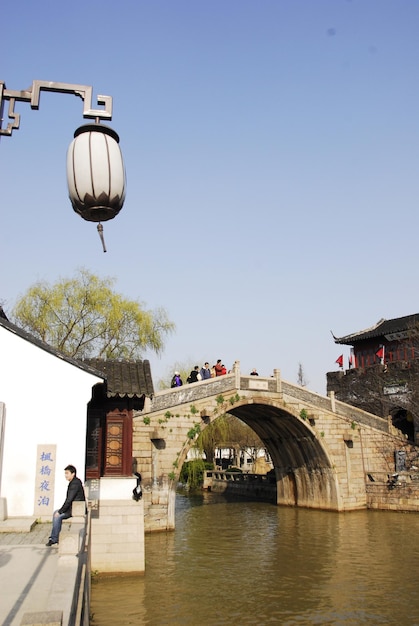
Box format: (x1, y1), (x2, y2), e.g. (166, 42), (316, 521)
(19, 504), (92, 626)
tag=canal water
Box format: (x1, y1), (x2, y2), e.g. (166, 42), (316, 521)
(91, 492), (419, 625)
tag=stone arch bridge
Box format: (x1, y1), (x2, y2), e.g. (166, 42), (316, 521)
(134, 363), (413, 532)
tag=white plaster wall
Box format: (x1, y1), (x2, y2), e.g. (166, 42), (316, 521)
(96, 477), (138, 500)
(0, 326), (103, 517)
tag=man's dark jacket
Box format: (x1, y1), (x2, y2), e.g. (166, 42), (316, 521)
(58, 476), (85, 515)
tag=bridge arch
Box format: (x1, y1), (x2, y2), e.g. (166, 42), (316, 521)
(225, 398), (339, 508)
(178, 396), (339, 510)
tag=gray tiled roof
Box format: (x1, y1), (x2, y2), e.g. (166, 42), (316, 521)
(0, 306), (9, 320)
(81, 358), (154, 398)
(333, 313), (419, 345)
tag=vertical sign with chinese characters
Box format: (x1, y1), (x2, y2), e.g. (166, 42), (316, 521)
(34, 444), (56, 518)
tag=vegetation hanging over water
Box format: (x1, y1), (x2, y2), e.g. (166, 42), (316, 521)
(180, 413), (266, 489)
(179, 459), (213, 490)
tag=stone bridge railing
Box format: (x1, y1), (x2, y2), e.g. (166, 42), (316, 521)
(149, 362), (390, 434)
(279, 381), (390, 434)
(150, 373), (238, 412)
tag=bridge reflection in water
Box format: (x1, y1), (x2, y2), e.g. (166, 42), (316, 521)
(91, 492), (419, 625)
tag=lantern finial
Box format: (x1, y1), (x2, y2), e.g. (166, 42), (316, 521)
(97, 223), (107, 253)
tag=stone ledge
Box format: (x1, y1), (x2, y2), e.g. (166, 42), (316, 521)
(0, 516), (37, 533)
(58, 526), (84, 555)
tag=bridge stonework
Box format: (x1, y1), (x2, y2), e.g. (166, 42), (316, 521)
(133, 364), (416, 532)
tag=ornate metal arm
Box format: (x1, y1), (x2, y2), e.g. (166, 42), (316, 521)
(0, 80), (113, 136)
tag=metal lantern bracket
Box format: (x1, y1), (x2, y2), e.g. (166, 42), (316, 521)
(0, 80), (113, 136)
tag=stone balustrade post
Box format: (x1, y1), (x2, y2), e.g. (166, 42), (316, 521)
(274, 369), (282, 393)
(233, 360), (240, 388)
(143, 396), (151, 413)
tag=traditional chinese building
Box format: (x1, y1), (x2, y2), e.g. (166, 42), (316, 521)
(81, 358), (154, 479)
(0, 311), (153, 571)
(79, 358), (154, 573)
(0, 309), (154, 514)
(327, 313), (419, 444)
(0, 313), (104, 520)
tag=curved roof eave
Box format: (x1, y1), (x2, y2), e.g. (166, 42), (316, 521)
(333, 313), (419, 345)
(333, 319), (386, 345)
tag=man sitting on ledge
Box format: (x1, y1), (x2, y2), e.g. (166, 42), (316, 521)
(46, 464), (85, 547)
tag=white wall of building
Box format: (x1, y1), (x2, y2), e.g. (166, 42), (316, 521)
(0, 325), (103, 517)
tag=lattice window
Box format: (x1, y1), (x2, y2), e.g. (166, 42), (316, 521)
(104, 410), (133, 476)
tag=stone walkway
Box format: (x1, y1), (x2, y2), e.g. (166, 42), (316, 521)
(0, 522), (61, 626)
(0, 522), (50, 545)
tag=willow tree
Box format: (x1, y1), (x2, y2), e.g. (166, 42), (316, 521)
(195, 414), (231, 464)
(192, 414), (264, 470)
(12, 268), (175, 359)
(182, 406), (267, 487)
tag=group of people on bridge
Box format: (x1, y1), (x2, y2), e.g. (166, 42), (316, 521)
(171, 361), (259, 387)
(171, 360), (226, 387)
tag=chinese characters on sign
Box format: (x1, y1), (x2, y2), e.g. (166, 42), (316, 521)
(34, 444), (56, 519)
(248, 379), (269, 391)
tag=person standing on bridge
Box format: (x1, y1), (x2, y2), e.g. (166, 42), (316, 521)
(200, 362), (211, 380)
(187, 366), (201, 383)
(171, 371), (183, 387)
(214, 360), (223, 376)
(46, 464), (86, 547)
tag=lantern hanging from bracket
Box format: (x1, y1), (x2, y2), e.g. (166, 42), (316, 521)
(66, 123), (126, 252)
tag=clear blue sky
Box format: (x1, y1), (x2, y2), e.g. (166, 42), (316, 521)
(2, 1), (419, 392)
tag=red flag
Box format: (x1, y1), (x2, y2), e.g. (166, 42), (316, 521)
(349, 354), (354, 368)
(375, 347), (385, 360)
(336, 354), (343, 368)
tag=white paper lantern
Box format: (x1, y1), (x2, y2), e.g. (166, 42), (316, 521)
(67, 124), (126, 223)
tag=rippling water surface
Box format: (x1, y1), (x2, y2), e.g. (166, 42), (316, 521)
(91, 493), (419, 625)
